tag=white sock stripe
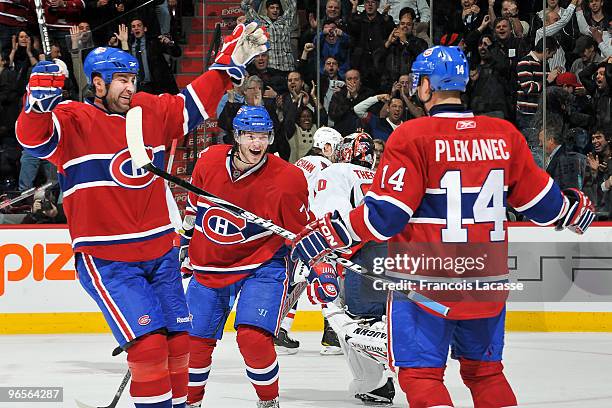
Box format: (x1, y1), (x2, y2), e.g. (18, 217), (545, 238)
(172, 396), (187, 404)
(248, 371), (279, 386)
(245, 358), (278, 375)
(130, 390), (173, 403)
(189, 365), (211, 374)
(188, 380), (208, 386)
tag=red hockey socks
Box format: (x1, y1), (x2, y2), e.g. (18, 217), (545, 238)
(459, 358), (517, 408)
(236, 325), (279, 402)
(127, 333), (172, 408)
(398, 367), (454, 408)
(187, 336), (217, 405)
(167, 332), (189, 407)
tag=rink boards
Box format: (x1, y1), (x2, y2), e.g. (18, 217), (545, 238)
(1, 224), (612, 334)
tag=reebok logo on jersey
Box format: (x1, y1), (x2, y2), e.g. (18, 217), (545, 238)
(456, 120), (476, 130)
(176, 315), (192, 324)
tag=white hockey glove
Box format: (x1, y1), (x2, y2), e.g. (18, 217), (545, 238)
(210, 22), (269, 85)
(179, 214), (195, 278)
(555, 188), (596, 234)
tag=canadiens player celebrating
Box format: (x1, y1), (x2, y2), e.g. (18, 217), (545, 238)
(15, 23), (268, 408)
(179, 106), (339, 408)
(290, 46), (596, 408)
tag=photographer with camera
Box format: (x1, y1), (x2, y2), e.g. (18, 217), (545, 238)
(19, 187), (66, 224)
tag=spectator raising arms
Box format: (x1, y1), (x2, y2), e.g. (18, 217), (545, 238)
(242, 0), (297, 74)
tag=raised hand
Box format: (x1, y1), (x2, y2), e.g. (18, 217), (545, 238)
(211, 22), (269, 85)
(25, 60), (67, 114)
(115, 24), (129, 45)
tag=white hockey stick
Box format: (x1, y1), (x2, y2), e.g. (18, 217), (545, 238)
(125, 107), (450, 317)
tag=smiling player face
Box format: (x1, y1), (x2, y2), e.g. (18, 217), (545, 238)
(106, 73), (136, 113)
(234, 131), (270, 170)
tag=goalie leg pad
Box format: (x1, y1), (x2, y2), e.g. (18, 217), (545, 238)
(167, 332), (189, 407)
(187, 336), (217, 405)
(398, 367), (454, 408)
(459, 358), (517, 408)
(236, 325), (279, 402)
(127, 333), (172, 408)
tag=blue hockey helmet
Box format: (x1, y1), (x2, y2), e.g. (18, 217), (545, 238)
(233, 105), (275, 144)
(83, 47), (139, 85)
(410, 46), (469, 94)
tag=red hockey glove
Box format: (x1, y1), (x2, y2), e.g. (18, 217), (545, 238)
(306, 262), (339, 305)
(555, 188), (596, 234)
(25, 60), (67, 113)
(210, 22), (269, 85)
(290, 210), (355, 266)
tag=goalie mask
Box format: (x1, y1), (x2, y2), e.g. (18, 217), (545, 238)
(334, 132), (376, 169)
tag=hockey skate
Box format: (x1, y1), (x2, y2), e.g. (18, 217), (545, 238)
(320, 317), (343, 355)
(355, 377), (395, 406)
(274, 328), (300, 355)
(187, 402), (201, 408)
(256, 398), (280, 407)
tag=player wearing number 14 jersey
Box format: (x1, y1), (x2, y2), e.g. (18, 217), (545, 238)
(290, 46), (595, 408)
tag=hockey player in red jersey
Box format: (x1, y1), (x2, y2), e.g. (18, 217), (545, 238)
(179, 106), (340, 408)
(290, 46), (596, 408)
(16, 22), (268, 408)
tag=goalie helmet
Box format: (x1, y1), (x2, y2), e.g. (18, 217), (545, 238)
(313, 127), (342, 152)
(334, 132), (375, 169)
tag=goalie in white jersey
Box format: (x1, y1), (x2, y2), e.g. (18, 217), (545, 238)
(313, 132), (396, 406)
(274, 126), (344, 355)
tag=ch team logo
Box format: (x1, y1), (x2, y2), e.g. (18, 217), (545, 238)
(202, 207), (247, 244)
(110, 147), (157, 189)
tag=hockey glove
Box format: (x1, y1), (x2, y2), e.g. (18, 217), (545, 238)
(555, 188), (596, 234)
(210, 22), (269, 85)
(306, 262), (340, 305)
(290, 210), (355, 266)
(25, 60), (67, 114)
(179, 214), (195, 278)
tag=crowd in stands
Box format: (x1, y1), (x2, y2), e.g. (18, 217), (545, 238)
(1, 0), (612, 223)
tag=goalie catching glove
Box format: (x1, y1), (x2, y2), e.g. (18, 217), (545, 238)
(555, 188), (596, 234)
(25, 60), (67, 114)
(290, 210), (356, 266)
(210, 22), (269, 85)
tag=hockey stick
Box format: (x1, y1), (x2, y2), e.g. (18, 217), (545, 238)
(33, 0), (51, 57)
(75, 370), (131, 408)
(0, 181), (55, 210)
(125, 107), (449, 317)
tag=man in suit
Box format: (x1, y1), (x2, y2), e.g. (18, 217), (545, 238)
(129, 17), (181, 94)
(539, 122), (586, 190)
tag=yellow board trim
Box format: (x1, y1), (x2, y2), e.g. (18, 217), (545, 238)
(1, 311), (612, 334)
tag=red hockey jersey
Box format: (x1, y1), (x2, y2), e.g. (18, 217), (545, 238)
(16, 70), (231, 261)
(347, 105), (566, 319)
(186, 145), (311, 288)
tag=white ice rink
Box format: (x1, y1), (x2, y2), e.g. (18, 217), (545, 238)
(1, 332), (611, 407)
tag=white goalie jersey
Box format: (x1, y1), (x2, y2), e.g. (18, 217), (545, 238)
(311, 162), (376, 218)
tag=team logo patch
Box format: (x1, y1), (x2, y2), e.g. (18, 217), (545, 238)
(456, 120), (476, 130)
(202, 207), (247, 244)
(110, 147), (157, 189)
(423, 48), (433, 57)
(138, 315), (151, 326)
